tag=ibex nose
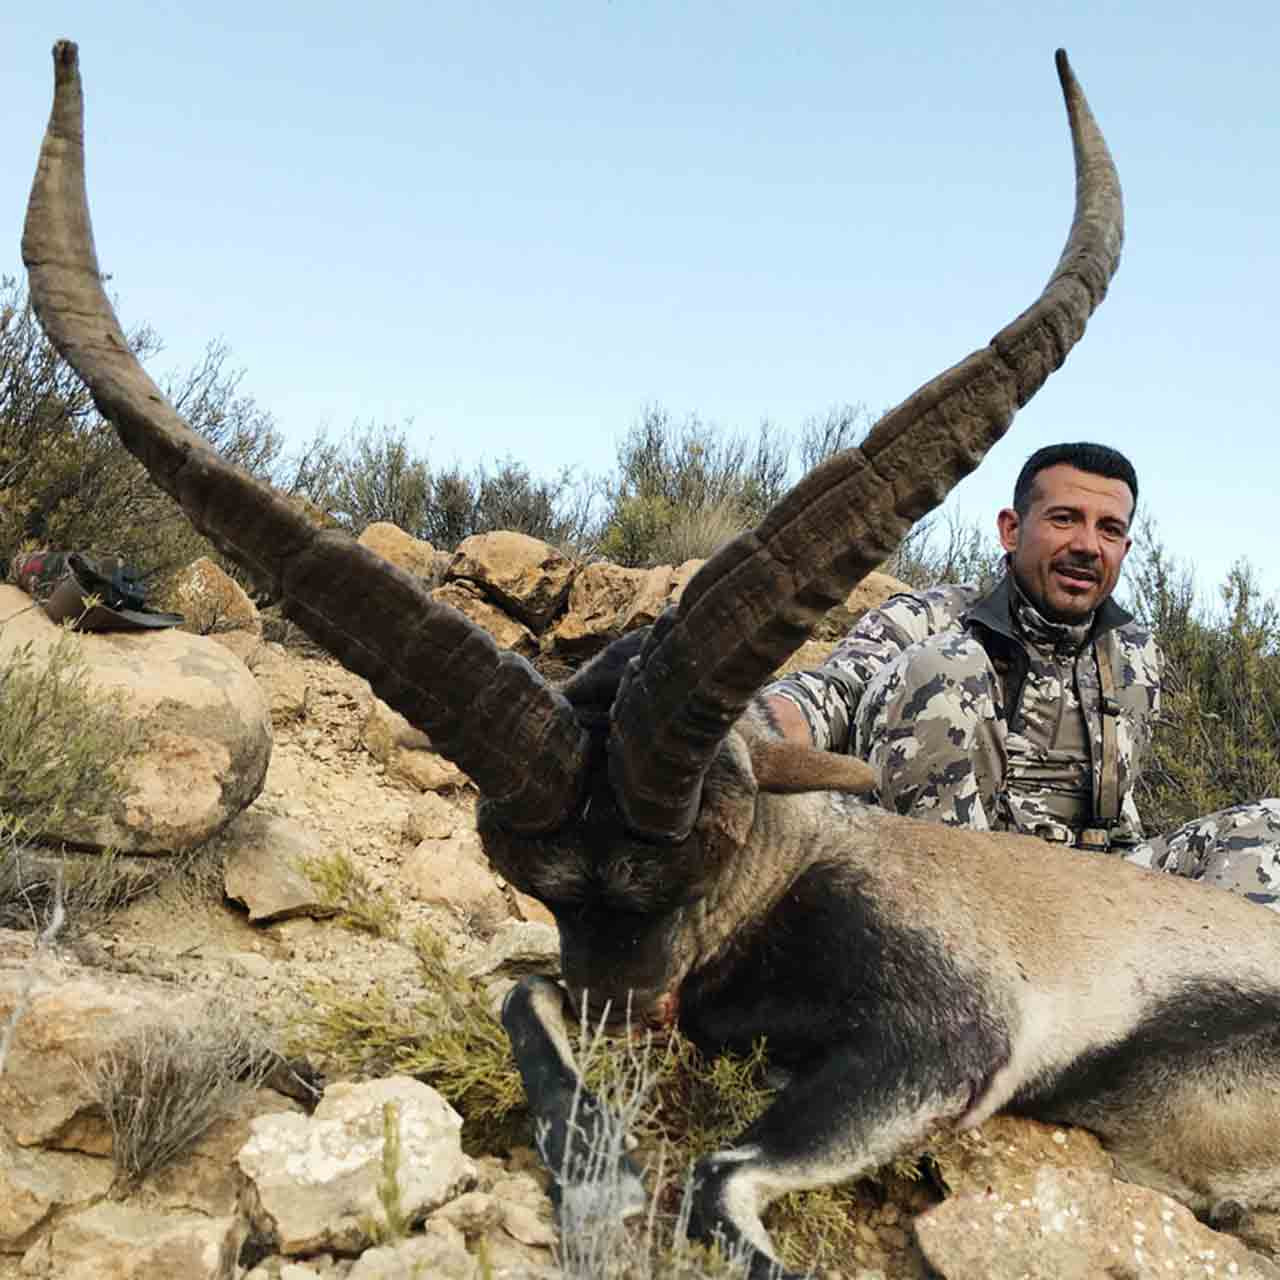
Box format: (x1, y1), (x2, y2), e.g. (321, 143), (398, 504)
(575, 987), (678, 1035)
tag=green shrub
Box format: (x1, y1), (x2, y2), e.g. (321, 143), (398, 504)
(1128, 530), (1280, 834)
(284, 422), (598, 555)
(288, 925), (527, 1152)
(290, 929), (929, 1273)
(0, 630), (139, 837)
(300, 850), (400, 936)
(0, 277), (280, 588)
(597, 409), (790, 567)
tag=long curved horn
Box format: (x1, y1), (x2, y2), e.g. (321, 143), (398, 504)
(608, 49), (1123, 841)
(22, 41), (588, 836)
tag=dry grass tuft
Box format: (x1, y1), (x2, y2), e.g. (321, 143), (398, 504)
(0, 843), (168, 933)
(300, 849), (400, 936)
(84, 1002), (279, 1186)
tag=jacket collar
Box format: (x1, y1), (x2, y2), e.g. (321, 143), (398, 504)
(963, 569), (1133, 643)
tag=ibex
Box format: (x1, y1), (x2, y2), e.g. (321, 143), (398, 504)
(25, 42), (1280, 1279)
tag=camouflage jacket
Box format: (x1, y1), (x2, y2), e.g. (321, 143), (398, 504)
(767, 574), (1163, 845)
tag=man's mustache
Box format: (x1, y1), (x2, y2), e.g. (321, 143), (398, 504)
(1052, 556), (1100, 581)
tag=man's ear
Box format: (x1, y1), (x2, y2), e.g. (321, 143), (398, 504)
(997, 507), (1020, 554)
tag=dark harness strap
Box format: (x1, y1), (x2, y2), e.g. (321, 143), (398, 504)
(1094, 635), (1123, 828)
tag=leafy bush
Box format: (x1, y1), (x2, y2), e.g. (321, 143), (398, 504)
(285, 422), (598, 555)
(0, 277), (281, 588)
(289, 925), (527, 1151)
(597, 408), (790, 567)
(886, 506), (1005, 592)
(1128, 527), (1280, 835)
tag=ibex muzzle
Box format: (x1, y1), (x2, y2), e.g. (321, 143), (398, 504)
(25, 43), (1280, 1279)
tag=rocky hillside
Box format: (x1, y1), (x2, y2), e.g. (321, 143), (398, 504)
(0, 532), (1276, 1280)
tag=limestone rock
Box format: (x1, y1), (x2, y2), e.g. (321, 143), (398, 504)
(346, 1229), (479, 1279)
(402, 793), (462, 843)
(0, 585), (271, 853)
(543, 559), (698, 659)
(357, 523), (441, 583)
(928, 1115), (1115, 1196)
(0, 1134), (111, 1249)
(431, 581), (537, 657)
(362, 696), (433, 758)
(542, 561), (647, 657)
(220, 812), (334, 923)
(391, 750), (467, 795)
(209, 629), (264, 664)
(0, 931), (200, 1153)
(244, 1259), (347, 1279)
(236, 1077), (476, 1256)
(361, 697), (467, 793)
(620, 559), (700, 631)
(172, 557), (261, 638)
(447, 532), (575, 632)
(404, 831), (508, 929)
(915, 1164), (1280, 1279)
(462, 922), (559, 982)
(428, 1183), (556, 1273)
(27, 1202), (240, 1279)
(509, 890), (555, 928)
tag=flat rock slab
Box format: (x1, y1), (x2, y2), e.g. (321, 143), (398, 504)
(0, 931), (203, 1153)
(916, 1164), (1280, 1280)
(404, 830), (508, 929)
(24, 1202), (240, 1280)
(447, 532), (575, 632)
(220, 812), (333, 923)
(0, 1134), (111, 1249)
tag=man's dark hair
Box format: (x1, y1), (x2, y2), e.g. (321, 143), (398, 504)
(1012, 442), (1138, 518)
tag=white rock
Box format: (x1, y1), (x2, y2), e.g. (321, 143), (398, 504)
(236, 1077), (476, 1256)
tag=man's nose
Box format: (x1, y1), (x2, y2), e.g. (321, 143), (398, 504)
(1067, 523), (1101, 557)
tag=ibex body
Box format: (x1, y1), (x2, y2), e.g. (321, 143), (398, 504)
(24, 41), (1280, 1280)
(495, 689), (1280, 1274)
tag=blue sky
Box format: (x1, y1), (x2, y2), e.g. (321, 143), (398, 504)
(6, 3), (1279, 606)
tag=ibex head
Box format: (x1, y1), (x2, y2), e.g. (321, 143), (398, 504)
(23, 41), (1121, 1025)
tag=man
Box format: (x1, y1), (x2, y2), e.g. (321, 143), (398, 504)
(763, 441), (1280, 906)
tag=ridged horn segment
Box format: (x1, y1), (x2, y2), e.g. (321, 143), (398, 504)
(608, 49), (1123, 841)
(23, 40), (589, 835)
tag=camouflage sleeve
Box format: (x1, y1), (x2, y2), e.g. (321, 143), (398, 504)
(1119, 622), (1163, 768)
(762, 588), (965, 752)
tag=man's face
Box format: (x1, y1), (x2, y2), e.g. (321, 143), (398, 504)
(996, 463), (1134, 623)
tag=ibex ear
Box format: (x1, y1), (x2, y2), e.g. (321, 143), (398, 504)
(749, 740), (877, 796)
(694, 731), (759, 859)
